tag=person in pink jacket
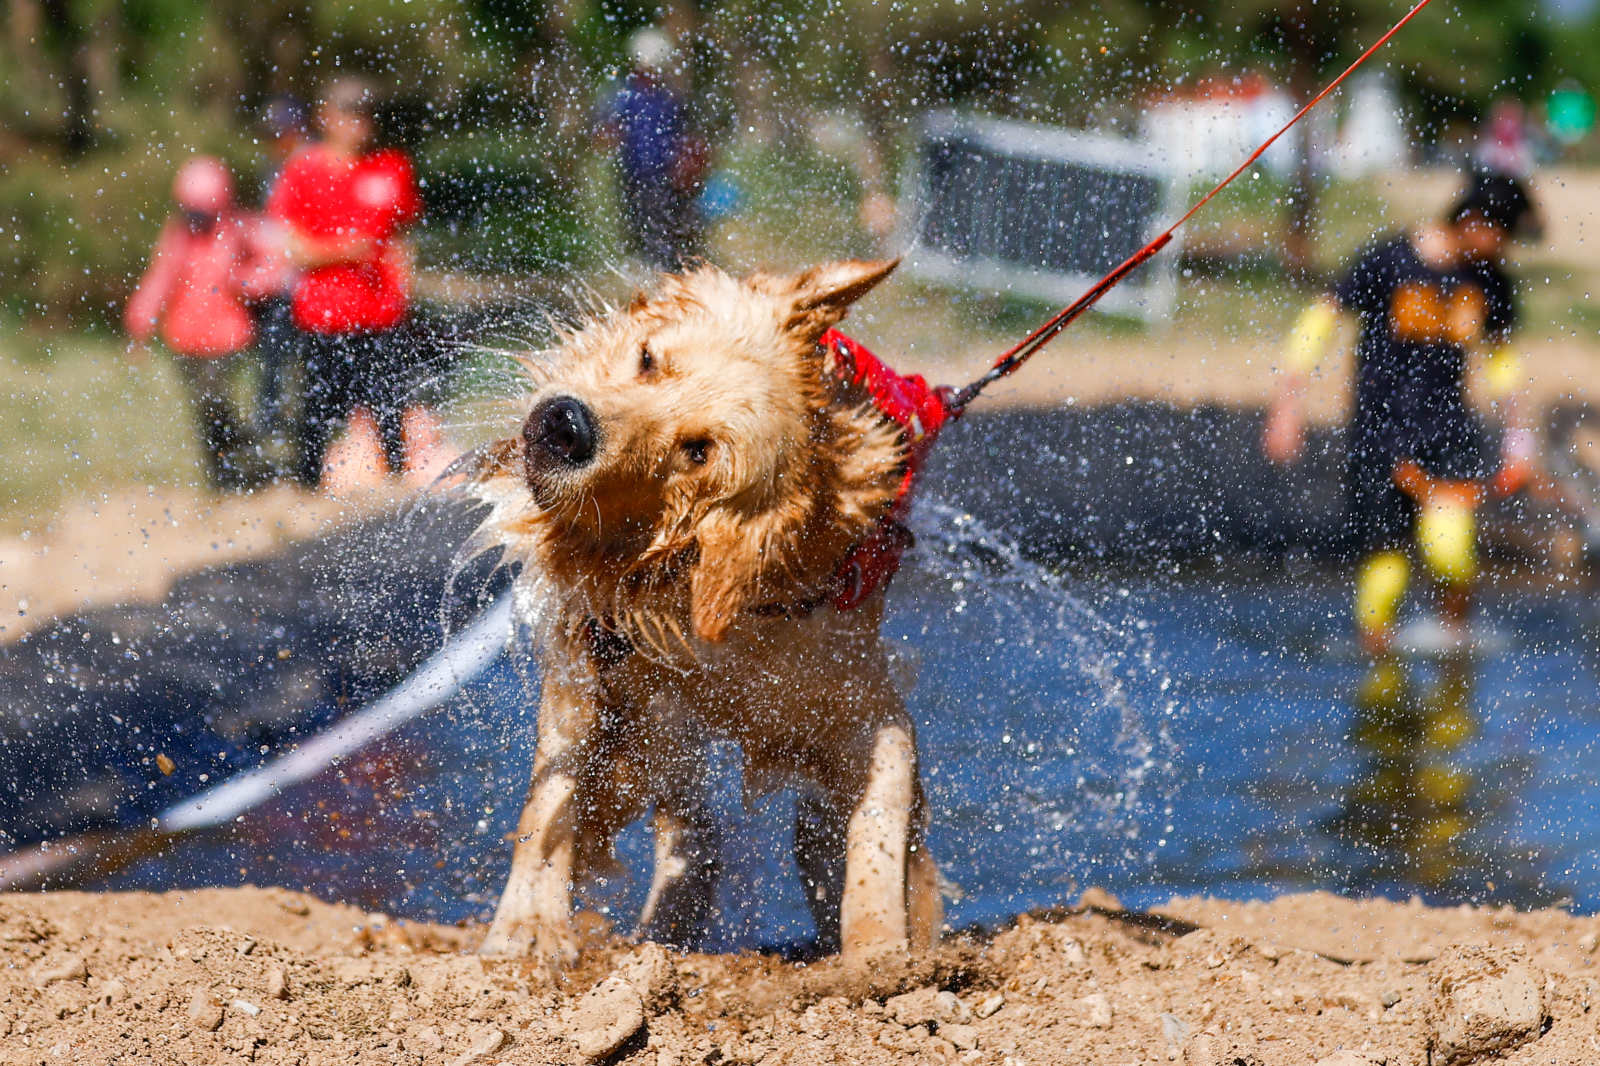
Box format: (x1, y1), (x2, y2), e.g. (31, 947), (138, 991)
(125, 156), (278, 491)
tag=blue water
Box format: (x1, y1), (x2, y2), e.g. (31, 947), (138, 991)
(99, 512), (1600, 945)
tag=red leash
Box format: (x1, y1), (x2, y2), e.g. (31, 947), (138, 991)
(941, 0), (1441, 415)
(823, 0), (1441, 612)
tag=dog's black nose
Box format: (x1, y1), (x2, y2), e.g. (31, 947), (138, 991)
(526, 396), (598, 467)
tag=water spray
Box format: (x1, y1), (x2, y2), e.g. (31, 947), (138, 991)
(940, 0), (1441, 415)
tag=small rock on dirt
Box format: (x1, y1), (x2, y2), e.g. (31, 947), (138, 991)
(450, 1026), (509, 1066)
(1077, 992), (1113, 1029)
(887, 986), (969, 1027)
(409, 1027), (446, 1055)
(266, 966), (288, 1000)
(943, 1023), (980, 1050)
(187, 990), (224, 1032)
(615, 944), (678, 1010)
(570, 975), (646, 1060)
(974, 993), (1005, 1019)
(1427, 945), (1546, 1065)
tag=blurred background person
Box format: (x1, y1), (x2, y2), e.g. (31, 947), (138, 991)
(124, 157), (267, 493)
(1263, 173), (1540, 654)
(267, 76), (429, 492)
(601, 27), (707, 271)
(1476, 98), (1535, 177)
(251, 94), (309, 463)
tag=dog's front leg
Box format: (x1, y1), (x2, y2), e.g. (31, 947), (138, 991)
(839, 722), (916, 960)
(480, 765), (578, 963)
(480, 666), (595, 964)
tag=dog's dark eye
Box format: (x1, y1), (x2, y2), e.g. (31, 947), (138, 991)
(683, 439), (711, 466)
(638, 345), (654, 374)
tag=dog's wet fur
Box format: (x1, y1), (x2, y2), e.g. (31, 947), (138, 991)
(469, 260), (941, 964)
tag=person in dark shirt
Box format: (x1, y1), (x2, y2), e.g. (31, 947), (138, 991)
(1264, 173), (1538, 652)
(252, 95), (308, 451)
(603, 28), (705, 271)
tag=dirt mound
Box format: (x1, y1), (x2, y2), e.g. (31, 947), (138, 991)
(3, 887), (1598, 1065)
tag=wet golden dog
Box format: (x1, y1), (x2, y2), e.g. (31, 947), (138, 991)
(469, 259), (940, 963)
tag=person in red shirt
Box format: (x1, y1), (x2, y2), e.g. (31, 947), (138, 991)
(267, 77), (425, 489)
(126, 156), (272, 491)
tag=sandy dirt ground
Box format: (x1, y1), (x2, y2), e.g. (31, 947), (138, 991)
(2, 886), (1598, 1065)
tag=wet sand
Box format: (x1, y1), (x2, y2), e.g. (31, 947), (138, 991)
(2, 886), (1596, 1065)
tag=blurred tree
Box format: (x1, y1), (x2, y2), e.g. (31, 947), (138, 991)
(1218, 0), (1555, 275)
(1021, 0), (1558, 275)
(0, 0), (1588, 325)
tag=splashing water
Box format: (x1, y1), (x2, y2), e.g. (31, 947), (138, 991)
(892, 497), (1180, 923)
(410, 491), (1184, 949)
(49, 484), (1600, 936)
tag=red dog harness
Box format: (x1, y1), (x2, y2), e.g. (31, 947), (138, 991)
(820, 329), (953, 611)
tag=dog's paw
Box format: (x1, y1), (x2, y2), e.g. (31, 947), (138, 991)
(536, 928), (581, 969)
(477, 923), (534, 959)
(478, 920), (581, 969)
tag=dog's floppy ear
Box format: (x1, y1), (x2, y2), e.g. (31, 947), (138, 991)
(782, 258), (899, 338)
(689, 507), (787, 643)
(691, 510), (755, 643)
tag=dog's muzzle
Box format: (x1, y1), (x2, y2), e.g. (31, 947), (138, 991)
(524, 396), (598, 472)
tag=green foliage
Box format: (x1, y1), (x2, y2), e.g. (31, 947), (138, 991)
(714, 138), (875, 261)
(0, 0), (1594, 328)
(413, 133), (604, 273)
(0, 89), (261, 327)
